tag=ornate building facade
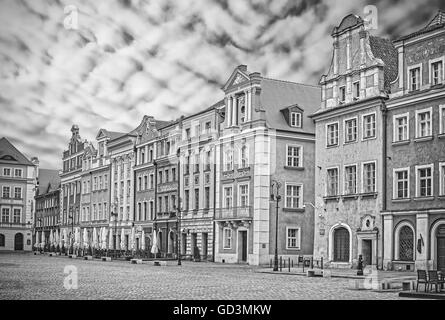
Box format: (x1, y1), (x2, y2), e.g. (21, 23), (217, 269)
(0, 137), (38, 251)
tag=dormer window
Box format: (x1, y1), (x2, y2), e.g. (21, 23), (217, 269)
(353, 81), (360, 100)
(339, 86), (346, 103)
(431, 60), (443, 86)
(290, 112), (302, 128)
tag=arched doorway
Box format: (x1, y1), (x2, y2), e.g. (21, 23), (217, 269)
(168, 231), (175, 254)
(333, 227), (350, 262)
(437, 225), (445, 273)
(14, 233), (24, 251)
(399, 226), (414, 261)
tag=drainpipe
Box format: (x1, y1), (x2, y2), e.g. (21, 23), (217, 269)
(212, 109), (221, 262)
(381, 99), (388, 270)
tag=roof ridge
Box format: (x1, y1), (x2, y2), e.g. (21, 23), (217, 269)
(262, 77), (320, 88)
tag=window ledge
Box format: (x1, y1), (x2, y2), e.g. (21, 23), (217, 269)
(360, 192), (378, 199)
(392, 140), (410, 146)
(392, 198), (411, 203)
(343, 140), (358, 146)
(326, 144), (339, 149)
(414, 136), (433, 143)
(284, 166), (304, 171)
(342, 194), (359, 200)
(282, 208), (305, 213)
(438, 134), (445, 139)
(413, 196), (434, 201)
(323, 196), (340, 202)
(223, 170), (234, 174)
(362, 136), (376, 141)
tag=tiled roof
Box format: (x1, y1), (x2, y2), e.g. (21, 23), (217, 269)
(104, 130), (127, 140)
(0, 137), (35, 166)
(37, 168), (60, 195)
(395, 10), (445, 42)
(369, 36), (398, 91)
(259, 78), (320, 133)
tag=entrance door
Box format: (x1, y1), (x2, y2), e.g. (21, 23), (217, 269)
(202, 233), (208, 260)
(182, 233), (187, 255)
(437, 226), (445, 273)
(14, 233), (24, 251)
(362, 240), (372, 266)
(191, 233), (198, 258)
(238, 231), (247, 263)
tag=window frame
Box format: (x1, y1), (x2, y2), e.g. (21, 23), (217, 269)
(429, 56), (444, 86)
(286, 144), (302, 168)
(223, 227), (232, 249)
(2, 186), (10, 199)
(14, 186), (22, 199)
(284, 183), (303, 209)
(326, 121), (339, 147)
(343, 164), (358, 195)
(286, 226), (301, 250)
(407, 63), (422, 91)
(393, 112), (410, 142)
(415, 163), (434, 198)
(339, 86), (346, 103)
(238, 183), (249, 208)
(361, 161), (377, 194)
(415, 107), (433, 139)
(2, 167), (11, 177)
(14, 168), (23, 178)
(326, 166), (340, 197)
(440, 105), (445, 135)
(362, 112), (376, 140)
(290, 112), (302, 128)
(343, 116), (358, 144)
(223, 185), (233, 209)
(393, 167), (410, 200)
(439, 162), (445, 197)
(239, 145), (249, 169)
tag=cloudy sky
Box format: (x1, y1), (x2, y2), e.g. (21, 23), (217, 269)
(0, 0), (443, 169)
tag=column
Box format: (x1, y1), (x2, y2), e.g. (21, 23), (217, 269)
(346, 32), (351, 70)
(247, 89), (252, 121)
(397, 46), (404, 90)
(226, 96), (232, 127)
(333, 39), (339, 75)
(416, 213), (429, 270)
(232, 95), (237, 126)
(383, 214), (393, 270)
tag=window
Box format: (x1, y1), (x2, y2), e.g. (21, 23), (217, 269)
(362, 162), (376, 193)
(205, 121), (211, 134)
(416, 165), (433, 197)
(224, 150), (233, 172)
(185, 128), (191, 140)
(239, 184), (249, 207)
(149, 201), (154, 220)
(440, 105), (445, 135)
(409, 66), (420, 91)
(138, 177), (142, 191)
(159, 171), (163, 184)
(326, 168), (339, 197)
(344, 118), (357, 143)
(399, 226), (414, 261)
(103, 203), (107, 218)
(362, 113), (376, 139)
(184, 190), (190, 210)
(185, 156), (190, 175)
(223, 228), (232, 249)
(290, 112), (302, 128)
(158, 197), (162, 213)
(286, 228), (300, 249)
(143, 175), (148, 190)
(0, 234), (4, 247)
(394, 168), (409, 199)
(353, 81), (360, 99)
(327, 122), (339, 147)
(127, 180), (131, 196)
(205, 151), (211, 171)
(3, 168), (11, 176)
(240, 146), (248, 168)
(440, 163), (445, 196)
(98, 203), (102, 220)
(285, 184), (302, 209)
(416, 108), (432, 138)
(204, 187), (210, 209)
(1, 208), (9, 223)
(14, 187), (22, 199)
(14, 169), (22, 177)
(165, 196), (169, 212)
(393, 113), (409, 142)
(431, 60), (443, 85)
(2, 186), (10, 198)
(171, 195), (176, 211)
(224, 186), (233, 209)
(150, 174), (154, 189)
(194, 188), (199, 210)
(194, 154), (200, 173)
(172, 168), (176, 181)
(165, 169), (169, 183)
(286, 145), (301, 167)
(344, 165), (357, 195)
(93, 177), (97, 191)
(339, 86), (346, 103)
(13, 209), (21, 223)
(333, 227), (350, 262)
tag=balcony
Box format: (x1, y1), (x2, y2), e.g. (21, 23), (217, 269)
(215, 206), (253, 220)
(0, 222), (31, 228)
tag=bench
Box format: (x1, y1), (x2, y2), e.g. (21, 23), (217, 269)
(131, 259), (143, 264)
(101, 257), (112, 262)
(84, 256), (93, 260)
(68, 254), (77, 259)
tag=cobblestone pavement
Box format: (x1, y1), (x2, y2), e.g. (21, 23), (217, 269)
(0, 253), (408, 300)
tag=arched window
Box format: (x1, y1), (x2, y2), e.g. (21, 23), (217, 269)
(399, 226), (414, 261)
(240, 145), (248, 168)
(333, 227), (350, 262)
(0, 234), (5, 247)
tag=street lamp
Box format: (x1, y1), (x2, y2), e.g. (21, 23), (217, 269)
(68, 206), (74, 255)
(270, 180), (282, 272)
(37, 218), (42, 253)
(111, 208), (118, 252)
(175, 148), (182, 266)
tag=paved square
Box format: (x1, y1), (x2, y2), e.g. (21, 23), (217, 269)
(0, 253), (406, 300)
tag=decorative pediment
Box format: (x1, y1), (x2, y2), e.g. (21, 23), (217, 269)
(0, 155), (17, 162)
(222, 65), (250, 91)
(332, 14), (364, 35)
(358, 214), (376, 232)
(96, 129), (108, 140)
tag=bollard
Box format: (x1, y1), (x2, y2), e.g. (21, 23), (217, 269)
(288, 258), (291, 272)
(311, 257), (314, 269)
(284, 259), (286, 269)
(291, 259), (294, 268)
(280, 256), (282, 271)
(321, 257), (324, 270)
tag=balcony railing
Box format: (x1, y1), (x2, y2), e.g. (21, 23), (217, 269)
(215, 206), (253, 220)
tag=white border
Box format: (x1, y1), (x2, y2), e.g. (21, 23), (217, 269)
(286, 144), (303, 167)
(238, 182), (249, 208)
(393, 112), (410, 142)
(439, 162), (445, 196)
(343, 116), (358, 144)
(290, 112), (302, 128)
(407, 63), (422, 91)
(325, 166), (340, 197)
(223, 184), (234, 209)
(326, 121), (340, 148)
(343, 164), (358, 195)
(393, 167), (410, 199)
(284, 182), (303, 209)
(285, 226), (301, 250)
(415, 163), (434, 198)
(440, 105), (445, 135)
(361, 161), (377, 193)
(415, 107), (433, 138)
(394, 221), (416, 261)
(361, 112), (376, 141)
(429, 56), (445, 85)
(223, 227), (232, 249)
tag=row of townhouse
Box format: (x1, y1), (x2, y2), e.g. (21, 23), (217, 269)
(28, 10), (445, 272)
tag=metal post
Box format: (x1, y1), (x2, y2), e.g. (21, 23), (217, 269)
(176, 149), (181, 266)
(288, 257), (291, 272)
(272, 181), (281, 272)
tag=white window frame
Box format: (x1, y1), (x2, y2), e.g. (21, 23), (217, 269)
(439, 162), (445, 196)
(429, 56), (444, 86)
(393, 112), (410, 142)
(415, 107), (433, 138)
(339, 86), (346, 103)
(415, 163), (434, 198)
(286, 226), (301, 250)
(343, 164), (358, 195)
(14, 168), (23, 177)
(326, 166), (340, 197)
(223, 185), (233, 209)
(284, 183), (303, 209)
(343, 116), (358, 144)
(224, 149), (234, 172)
(2, 167), (11, 176)
(326, 121), (339, 147)
(223, 227), (232, 249)
(290, 112), (302, 128)
(286, 144), (302, 168)
(362, 112), (376, 140)
(440, 105), (445, 135)
(2, 186), (10, 198)
(12, 207), (21, 223)
(361, 161), (377, 194)
(407, 63), (422, 91)
(14, 186), (22, 199)
(353, 81), (360, 100)
(393, 167), (410, 199)
(238, 183), (249, 208)
(239, 145), (249, 169)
